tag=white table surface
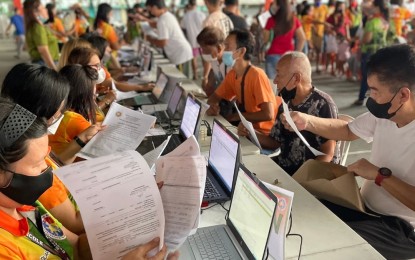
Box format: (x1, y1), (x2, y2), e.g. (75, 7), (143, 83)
(198, 154), (384, 259)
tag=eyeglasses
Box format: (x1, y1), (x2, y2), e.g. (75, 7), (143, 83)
(89, 63), (103, 70)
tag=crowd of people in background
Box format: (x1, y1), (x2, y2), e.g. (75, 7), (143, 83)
(6, 0), (415, 105)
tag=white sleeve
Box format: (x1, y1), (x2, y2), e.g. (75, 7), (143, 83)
(180, 14), (186, 29)
(157, 16), (169, 40)
(348, 112), (376, 143)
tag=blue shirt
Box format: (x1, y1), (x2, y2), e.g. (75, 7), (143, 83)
(10, 15), (24, 35)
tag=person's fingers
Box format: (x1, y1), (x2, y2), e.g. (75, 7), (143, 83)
(157, 181), (164, 190)
(148, 244), (167, 260)
(167, 251), (180, 260)
(140, 237), (161, 255)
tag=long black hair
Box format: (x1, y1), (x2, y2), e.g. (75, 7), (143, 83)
(59, 64), (98, 124)
(94, 3), (112, 30)
(273, 0), (294, 36)
(1, 63), (70, 120)
(45, 3), (55, 23)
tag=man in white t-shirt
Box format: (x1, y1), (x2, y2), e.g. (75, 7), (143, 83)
(181, 0), (206, 80)
(145, 0), (193, 67)
(287, 44), (415, 259)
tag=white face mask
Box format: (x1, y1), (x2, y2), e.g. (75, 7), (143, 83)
(47, 115), (64, 135)
(201, 54), (217, 63)
(96, 68), (106, 84)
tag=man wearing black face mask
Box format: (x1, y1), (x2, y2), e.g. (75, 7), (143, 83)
(238, 51), (339, 175)
(285, 45), (415, 259)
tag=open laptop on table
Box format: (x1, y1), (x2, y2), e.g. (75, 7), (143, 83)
(153, 83), (184, 123)
(203, 119), (240, 203)
(137, 95), (202, 156)
(118, 72), (169, 108)
(180, 164), (278, 260)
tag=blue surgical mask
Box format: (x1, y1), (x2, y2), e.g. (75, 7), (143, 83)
(222, 51), (235, 67)
(38, 16), (48, 24)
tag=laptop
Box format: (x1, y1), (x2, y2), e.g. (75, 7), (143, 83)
(153, 83), (184, 123)
(137, 95), (202, 156)
(203, 119), (240, 203)
(180, 164), (278, 260)
(118, 72), (169, 108)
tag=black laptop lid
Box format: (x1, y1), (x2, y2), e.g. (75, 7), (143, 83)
(166, 84), (184, 118)
(208, 119), (240, 194)
(179, 95), (202, 140)
(227, 164), (278, 260)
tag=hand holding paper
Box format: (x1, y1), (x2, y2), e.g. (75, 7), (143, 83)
(78, 102), (156, 159)
(282, 101), (325, 156)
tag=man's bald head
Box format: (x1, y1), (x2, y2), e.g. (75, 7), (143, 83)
(278, 52), (312, 84)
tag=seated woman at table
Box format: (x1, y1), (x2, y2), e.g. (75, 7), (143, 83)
(57, 38), (92, 69)
(82, 33), (155, 93)
(68, 47), (117, 115)
(49, 63), (102, 156)
(0, 99), (176, 259)
(1, 63), (105, 234)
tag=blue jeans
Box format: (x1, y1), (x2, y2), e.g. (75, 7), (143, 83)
(358, 53), (370, 101)
(265, 54), (281, 80)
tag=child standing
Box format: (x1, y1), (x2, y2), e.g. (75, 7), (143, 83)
(336, 34), (350, 77)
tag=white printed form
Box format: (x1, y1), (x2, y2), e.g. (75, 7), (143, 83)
(55, 151), (165, 259)
(282, 101), (325, 156)
(155, 136), (207, 250)
(233, 103), (262, 150)
(78, 102), (156, 159)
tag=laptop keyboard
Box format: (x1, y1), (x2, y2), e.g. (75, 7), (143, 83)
(203, 176), (222, 200)
(161, 135), (182, 155)
(153, 111), (169, 123)
(188, 227), (233, 259)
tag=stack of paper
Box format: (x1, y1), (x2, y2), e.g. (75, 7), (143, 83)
(155, 136), (207, 248)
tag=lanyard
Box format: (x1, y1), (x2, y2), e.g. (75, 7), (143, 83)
(26, 210), (71, 260)
(238, 65), (252, 113)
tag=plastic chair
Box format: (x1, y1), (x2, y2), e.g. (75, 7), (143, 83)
(338, 114), (355, 166)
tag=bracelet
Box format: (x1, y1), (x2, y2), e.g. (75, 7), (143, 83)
(74, 136), (86, 148)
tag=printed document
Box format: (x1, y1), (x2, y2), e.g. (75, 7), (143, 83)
(282, 101), (325, 156)
(234, 103), (262, 150)
(263, 182), (294, 260)
(78, 102), (156, 159)
(54, 151), (165, 259)
(155, 136), (207, 249)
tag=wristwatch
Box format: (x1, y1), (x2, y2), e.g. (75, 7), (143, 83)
(375, 167), (392, 186)
(74, 136), (86, 148)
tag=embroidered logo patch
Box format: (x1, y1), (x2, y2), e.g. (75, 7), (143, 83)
(41, 214), (66, 240)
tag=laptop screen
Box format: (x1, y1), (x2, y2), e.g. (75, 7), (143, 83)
(228, 167), (277, 259)
(180, 96), (201, 139)
(167, 85), (183, 117)
(208, 121), (239, 193)
(152, 73), (168, 99)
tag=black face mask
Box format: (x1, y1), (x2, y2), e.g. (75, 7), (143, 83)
(366, 90), (403, 119)
(0, 166), (53, 205)
(278, 74), (297, 102)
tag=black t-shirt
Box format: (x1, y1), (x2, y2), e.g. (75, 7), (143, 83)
(223, 9), (249, 31)
(270, 87), (339, 175)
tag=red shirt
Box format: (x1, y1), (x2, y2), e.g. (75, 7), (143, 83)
(326, 14), (351, 37)
(265, 16), (302, 55)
